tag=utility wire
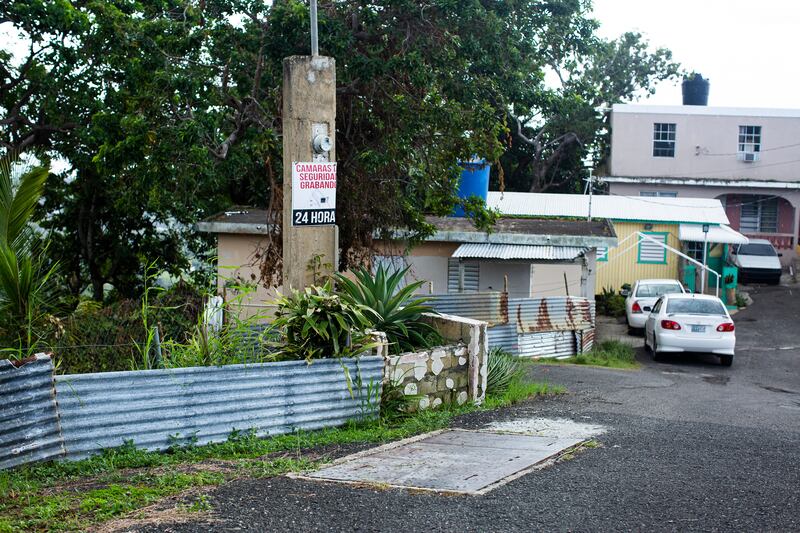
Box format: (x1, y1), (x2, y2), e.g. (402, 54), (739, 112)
(700, 141), (800, 156)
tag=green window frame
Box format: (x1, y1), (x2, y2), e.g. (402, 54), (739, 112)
(637, 231), (669, 264)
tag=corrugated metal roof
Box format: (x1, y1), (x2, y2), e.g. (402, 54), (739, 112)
(452, 243), (587, 260)
(679, 224), (749, 245)
(487, 192), (729, 225)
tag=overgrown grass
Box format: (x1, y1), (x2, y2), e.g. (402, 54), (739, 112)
(0, 376), (562, 532)
(534, 340), (638, 369)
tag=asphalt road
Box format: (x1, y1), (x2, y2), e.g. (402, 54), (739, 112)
(131, 285), (800, 532)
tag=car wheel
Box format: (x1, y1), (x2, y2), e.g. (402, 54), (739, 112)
(644, 333), (651, 353)
(720, 354), (733, 367)
(651, 336), (663, 362)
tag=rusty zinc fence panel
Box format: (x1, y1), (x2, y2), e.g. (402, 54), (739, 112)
(0, 355), (66, 470)
(507, 296), (594, 334)
(54, 356), (382, 461)
(432, 293), (595, 359)
(429, 292), (508, 326)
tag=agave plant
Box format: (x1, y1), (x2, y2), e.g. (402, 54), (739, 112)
(485, 347), (524, 395)
(270, 281), (374, 362)
(335, 265), (441, 355)
(0, 154), (59, 355)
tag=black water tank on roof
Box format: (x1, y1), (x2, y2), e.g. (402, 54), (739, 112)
(682, 73), (709, 106)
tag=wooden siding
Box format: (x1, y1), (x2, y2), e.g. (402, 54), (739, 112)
(595, 221), (681, 293)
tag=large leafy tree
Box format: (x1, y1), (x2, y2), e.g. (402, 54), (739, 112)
(1, 0), (680, 298)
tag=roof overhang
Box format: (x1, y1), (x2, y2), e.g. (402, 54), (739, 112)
(419, 228), (618, 249)
(602, 176), (800, 190)
(196, 221), (272, 235)
(451, 243), (588, 261)
(678, 224), (749, 245)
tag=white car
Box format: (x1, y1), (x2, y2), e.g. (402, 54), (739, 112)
(644, 293), (736, 366)
(729, 239), (782, 285)
(624, 279), (686, 330)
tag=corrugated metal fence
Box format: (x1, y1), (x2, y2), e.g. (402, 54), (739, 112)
(2, 355), (382, 468)
(430, 292), (595, 359)
(0, 355), (65, 470)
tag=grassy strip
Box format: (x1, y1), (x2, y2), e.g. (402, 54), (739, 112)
(533, 340), (638, 369)
(0, 379), (560, 532)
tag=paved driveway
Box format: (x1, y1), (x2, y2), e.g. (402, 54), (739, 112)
(133, 285), (800, 532)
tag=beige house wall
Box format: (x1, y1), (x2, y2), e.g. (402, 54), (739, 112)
(217, 234), (280, 317)
(610, 107), (800, 181)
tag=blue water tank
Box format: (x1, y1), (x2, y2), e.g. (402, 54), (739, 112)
(453, 159), (491, 217)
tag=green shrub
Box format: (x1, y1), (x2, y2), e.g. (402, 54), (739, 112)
(486, 347), (525, 395)
(335, 265), (442, 354)
(270, 281), (374, 362)
(595, 286), (626, 318)
(48, 282), (203, 374)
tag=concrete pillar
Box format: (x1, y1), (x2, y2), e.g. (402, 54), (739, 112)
(282, 56), (338, 290)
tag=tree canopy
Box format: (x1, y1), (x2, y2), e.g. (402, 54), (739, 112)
(0, 0), (680, 300)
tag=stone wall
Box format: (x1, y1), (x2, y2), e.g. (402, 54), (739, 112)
(383, 313), (488, 411)
(385, 344), (470, 410)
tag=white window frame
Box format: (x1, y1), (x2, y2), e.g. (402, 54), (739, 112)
(738, 125), (761, 160)
(653, 123), (676, 157)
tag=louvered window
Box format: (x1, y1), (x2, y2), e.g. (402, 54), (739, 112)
(638, 233), (668, 264)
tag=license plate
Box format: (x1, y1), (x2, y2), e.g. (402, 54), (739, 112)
(691, 325), (706, 333)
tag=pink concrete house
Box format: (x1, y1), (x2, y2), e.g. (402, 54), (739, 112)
(604, 104), (800, 265)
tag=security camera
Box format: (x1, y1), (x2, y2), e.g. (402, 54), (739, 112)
(313, 134), (332, 153)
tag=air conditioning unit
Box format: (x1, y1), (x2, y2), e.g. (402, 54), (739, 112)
(739, 152), (760, 162)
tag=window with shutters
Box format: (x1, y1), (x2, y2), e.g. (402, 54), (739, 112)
(739, 196), (778, 233)
(447, 259), (479, 292)
(637, 232), (668, 264)
(596, 246), (608, 262)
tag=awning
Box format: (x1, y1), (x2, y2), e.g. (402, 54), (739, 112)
(451, 243), (587, 260)
(678, 224), (749, 245)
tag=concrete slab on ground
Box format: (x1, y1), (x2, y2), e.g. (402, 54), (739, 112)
(298, 428), (585, 495)
(595, 315), (640, 347)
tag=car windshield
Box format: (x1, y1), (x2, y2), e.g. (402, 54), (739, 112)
(666, 299), (726, 316)
(635, 283), (683, 297)
(737, 244), (777, 256)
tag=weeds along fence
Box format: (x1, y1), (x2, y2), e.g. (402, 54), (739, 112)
(1, 354), (382, 470)
(429, 292), (595, 358)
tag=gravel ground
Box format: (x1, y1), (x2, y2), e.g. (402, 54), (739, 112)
(126, 286), (800, 532)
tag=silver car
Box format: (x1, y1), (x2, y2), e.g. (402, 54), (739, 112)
(624, 279), (686, 331)
(644, 293), (736, 367)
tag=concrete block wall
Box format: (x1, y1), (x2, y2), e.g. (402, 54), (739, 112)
(385, 344), (470, 411)
(383, 313), (488, 411)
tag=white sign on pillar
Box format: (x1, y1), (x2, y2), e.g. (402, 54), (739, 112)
(291, 161), (337, 226)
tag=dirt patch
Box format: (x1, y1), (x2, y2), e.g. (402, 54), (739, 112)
(89, 486), (218, 533)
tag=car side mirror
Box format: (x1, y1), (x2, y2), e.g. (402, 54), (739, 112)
(643, 306), (652, 312)
(620, 289), (630, 297)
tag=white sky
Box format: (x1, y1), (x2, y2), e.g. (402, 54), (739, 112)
(591, 0), (800, 109)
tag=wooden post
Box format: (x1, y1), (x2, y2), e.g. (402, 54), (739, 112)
(281, 56), (338, 290)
